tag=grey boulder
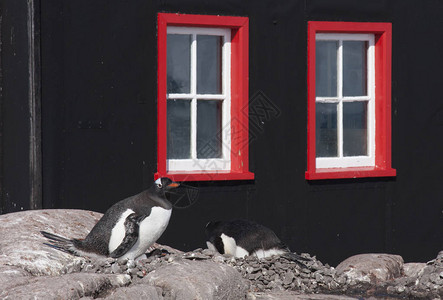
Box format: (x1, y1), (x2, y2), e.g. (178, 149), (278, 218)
(247, 291), (359, 300)
(403, 262), (427, 277)
(336, 253), (404, 285)
(0, 209), (102, 276)
(142, 259), (249, 300)
(1, 273), (131, 300)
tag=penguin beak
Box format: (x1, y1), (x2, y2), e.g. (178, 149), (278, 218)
(167, 182), (180, 189)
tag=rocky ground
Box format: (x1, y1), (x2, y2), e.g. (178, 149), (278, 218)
(77, 247), (443, 299)
(0, 209), (442, 299)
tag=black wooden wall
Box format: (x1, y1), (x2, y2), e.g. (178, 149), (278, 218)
(0, 0), (41, 213)
(2, 0), (442, 266)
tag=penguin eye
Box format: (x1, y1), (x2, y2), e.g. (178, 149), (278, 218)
(157, 183), (163, 188)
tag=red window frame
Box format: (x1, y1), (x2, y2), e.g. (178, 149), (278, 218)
(305, 21), (396, 180)
(156, 13), (254, 182)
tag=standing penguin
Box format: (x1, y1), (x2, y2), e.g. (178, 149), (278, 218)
(205, 219), (309, 265)
(41, 177), (179, 260)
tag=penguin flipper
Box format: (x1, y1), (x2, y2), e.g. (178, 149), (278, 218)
(109, 213), (142, 258)
(213, 236), (226, 255)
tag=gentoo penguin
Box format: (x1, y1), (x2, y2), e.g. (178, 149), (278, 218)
(205, 219), (309, 265)
(41, 177), (178, 260)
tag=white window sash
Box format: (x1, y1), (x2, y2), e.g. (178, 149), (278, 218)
(315, 33), (375, 169)
(167, 159), (231, 172)
(166, 26), (231, 172)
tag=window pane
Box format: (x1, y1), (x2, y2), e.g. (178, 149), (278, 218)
(316, 41), (338, 97)
(167, 99), (191, 159)
(343, 101), (367, 156)
(167, 34), (191, 93)
(197, 100), (222, 158)
(316, 103), (338, 157)
(197, 35), (222, 94)
(343, 41), (368, 96)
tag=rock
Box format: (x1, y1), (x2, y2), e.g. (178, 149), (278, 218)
(247, 291), (359, 299)
(0, 265), (32, 295)
(182, 251), (211, 260)
(151, 243), (184, 256)
(106, 285), (162, 300)
(282, 271), (295, 285)
(1, 273), (131, 299)
(0, 209), (102, 276)
(336, 253), (404, 284)
(403, 262), (426, 277)
(143, 259), (249, 299)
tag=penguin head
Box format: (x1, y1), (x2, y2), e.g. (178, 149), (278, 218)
(205, 221), (224, 244)
(154, 177), (180, 194)
(205, 221), (221, 236)
(205, 221), (225, 254)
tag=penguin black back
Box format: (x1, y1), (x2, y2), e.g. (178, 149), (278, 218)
(205, 219), (288, 256)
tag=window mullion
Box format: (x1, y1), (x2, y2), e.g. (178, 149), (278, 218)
(337, 40), (344, 158)
(337, 101), (343, 158)
(190, 98), (197, 159)
(191, 34), (197, 95)
(368, 37), (375, 161)
(337, 40), (343, 100)
(222, 32), (231, 162)
(190, 34), (197, 159)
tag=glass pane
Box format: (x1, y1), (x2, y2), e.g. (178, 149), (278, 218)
(167, 99), (191, 159)
(167, 34), (191, 93)
(343, 101), (368, 156)
(197, 100), (222, 158)
(316, 103), (338, 157)
(197, 35), (222, 94)
(343, 41), (368, 96)
(316, 41), (338, 97)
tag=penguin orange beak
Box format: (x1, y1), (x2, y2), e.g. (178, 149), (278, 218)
(167, 182), (180, 188)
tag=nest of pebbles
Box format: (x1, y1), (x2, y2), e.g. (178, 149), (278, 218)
(222, 252), (340, 294)
(76, 248), (443, 299)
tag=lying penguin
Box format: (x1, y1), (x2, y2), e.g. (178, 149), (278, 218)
(205, 219), (310, 265)
(41, 177), (179, 260)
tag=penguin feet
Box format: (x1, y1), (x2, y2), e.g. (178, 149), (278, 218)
(146, 248), (170, 258)
(146, 246), (157, 253)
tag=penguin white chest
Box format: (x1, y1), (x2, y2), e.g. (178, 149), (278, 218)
(220, 233), (249, 258)
(121, 207), (172, 260)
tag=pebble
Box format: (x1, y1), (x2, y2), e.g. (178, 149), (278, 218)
(314, 272), (323, 282)
(136, 271), (145, 278)
(110, 263), (121, 274)
(282, 271), (294, 285)
(127, 260), (136, 269)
